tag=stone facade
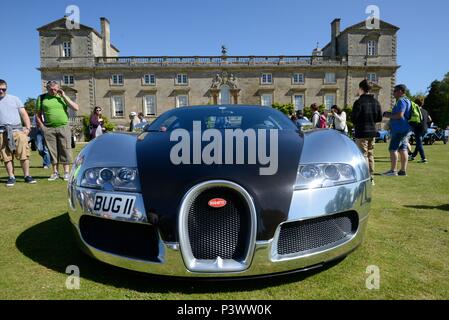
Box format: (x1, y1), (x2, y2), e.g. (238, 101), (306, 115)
(38, 17), (400, 125)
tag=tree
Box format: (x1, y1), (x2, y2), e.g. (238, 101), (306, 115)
(271, 103), (294, 116)
(425, 72), (449, 128)
(24, 97), (36, 117)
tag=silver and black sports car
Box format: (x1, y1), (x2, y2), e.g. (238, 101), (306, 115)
(68, 105), (371, 278)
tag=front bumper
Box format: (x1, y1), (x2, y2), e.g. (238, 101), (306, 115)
(68, 180), (371, 278)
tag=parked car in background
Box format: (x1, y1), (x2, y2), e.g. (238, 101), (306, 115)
(410, 126), (448, 145)
(375, 129), (390, 143)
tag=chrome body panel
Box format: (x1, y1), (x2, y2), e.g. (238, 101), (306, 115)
(300, 129), (370, 181)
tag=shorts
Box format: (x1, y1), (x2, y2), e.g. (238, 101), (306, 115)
(42, 125), (73, 165)
(389, 132), (410, 152)
(0, 131), (30, 162)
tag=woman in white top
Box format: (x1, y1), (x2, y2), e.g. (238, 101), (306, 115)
(330, 105), (348, 134)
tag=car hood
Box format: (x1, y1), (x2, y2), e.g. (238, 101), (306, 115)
(136, 130), (303, 242)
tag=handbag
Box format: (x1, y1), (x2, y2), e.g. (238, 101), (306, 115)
(95, 125), (103, 137)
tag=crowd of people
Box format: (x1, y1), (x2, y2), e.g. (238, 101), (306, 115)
(290, 80), (433, 185)
(0, 77), (436, 187)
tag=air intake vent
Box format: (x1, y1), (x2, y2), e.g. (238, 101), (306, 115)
(277, 211), (358, 256)
(80, 215), (160, 262)
(188, 187), (250, 260)
(179, 180), (256, 273)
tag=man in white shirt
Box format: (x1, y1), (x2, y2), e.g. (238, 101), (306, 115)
(0, 79), (36, 187)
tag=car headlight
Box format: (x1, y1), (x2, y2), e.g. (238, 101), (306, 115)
(80, 167), (140, 192)
(294, 163), (356, 190)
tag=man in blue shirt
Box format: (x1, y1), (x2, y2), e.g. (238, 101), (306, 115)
(382, 84), (411, 176)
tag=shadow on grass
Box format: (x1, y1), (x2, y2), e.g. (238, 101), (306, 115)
(404, 204), (449, 212)
(16, 213), (341, 294)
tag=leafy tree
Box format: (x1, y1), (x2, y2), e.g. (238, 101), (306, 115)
(271, 103), (294, 116)
(425, 72), (449, 128)
(24, 97), (36, 117)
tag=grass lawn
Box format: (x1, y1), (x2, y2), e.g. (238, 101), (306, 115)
(0, 141), (448, 300)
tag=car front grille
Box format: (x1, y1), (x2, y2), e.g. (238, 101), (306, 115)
(79, 215), (160, 262)
(277, 211), (358, 256)
(187, 187), (251, 260)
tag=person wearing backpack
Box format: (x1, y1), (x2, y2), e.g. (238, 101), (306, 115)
(409, 97), (428, 163)
(381, 84), (412, 176)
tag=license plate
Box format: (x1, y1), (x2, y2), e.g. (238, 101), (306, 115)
(92, 193), (136, 219)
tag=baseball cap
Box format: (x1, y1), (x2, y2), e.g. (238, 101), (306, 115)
(130, 112), (137, 116)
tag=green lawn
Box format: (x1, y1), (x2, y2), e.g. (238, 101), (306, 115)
(0, 142), (448, 300)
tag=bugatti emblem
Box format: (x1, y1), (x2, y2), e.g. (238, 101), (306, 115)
(208, 198), (227, 208)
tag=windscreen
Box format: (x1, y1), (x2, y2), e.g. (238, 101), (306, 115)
(146, 106), (297, 132)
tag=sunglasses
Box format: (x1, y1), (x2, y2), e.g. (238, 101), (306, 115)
(0, 88), (7, 92)
(95, 109), (102, 112)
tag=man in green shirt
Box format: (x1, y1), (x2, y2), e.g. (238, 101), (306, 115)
(36, 81), (79, 181)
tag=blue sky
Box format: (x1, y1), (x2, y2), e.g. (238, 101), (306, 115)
(1, 0), (449, 103)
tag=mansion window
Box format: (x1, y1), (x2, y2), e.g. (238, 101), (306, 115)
(324, 73), (336, 84)
(111, 74), (124, 85)
(176, 74), (188, 85)
(324, 94), (336, 109)
(144, 95), (156, 116)
(63, 75), (74, 86)
(292, 73), (304, 84)
(176, 94), (189, 108)
(367, 40), (378, 56)
(261, 73), (273, 85)
(367, 73), (378, 83)
(261, 93), (273, 107)
(143, 74), (156, 85)
(293, 94), (304, 111)
(112, 96), (124, 117)
(62, 41), (72, 58)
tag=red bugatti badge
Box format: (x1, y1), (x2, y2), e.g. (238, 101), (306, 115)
(208, 198), (227, 208)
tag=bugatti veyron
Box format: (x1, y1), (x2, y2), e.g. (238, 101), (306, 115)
(67, 105), (371, 277)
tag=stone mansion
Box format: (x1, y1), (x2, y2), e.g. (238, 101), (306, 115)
(37, 17), (399, 124)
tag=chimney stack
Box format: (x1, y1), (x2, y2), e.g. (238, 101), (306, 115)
(331, 18), (340, 58)
(100, 17), (111, 57)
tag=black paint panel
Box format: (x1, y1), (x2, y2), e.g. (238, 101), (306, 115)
(136, 109), (303, 242)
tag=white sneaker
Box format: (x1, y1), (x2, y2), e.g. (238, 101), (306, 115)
(48, 173), (60, 181)
(63, 173), (70, 181)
